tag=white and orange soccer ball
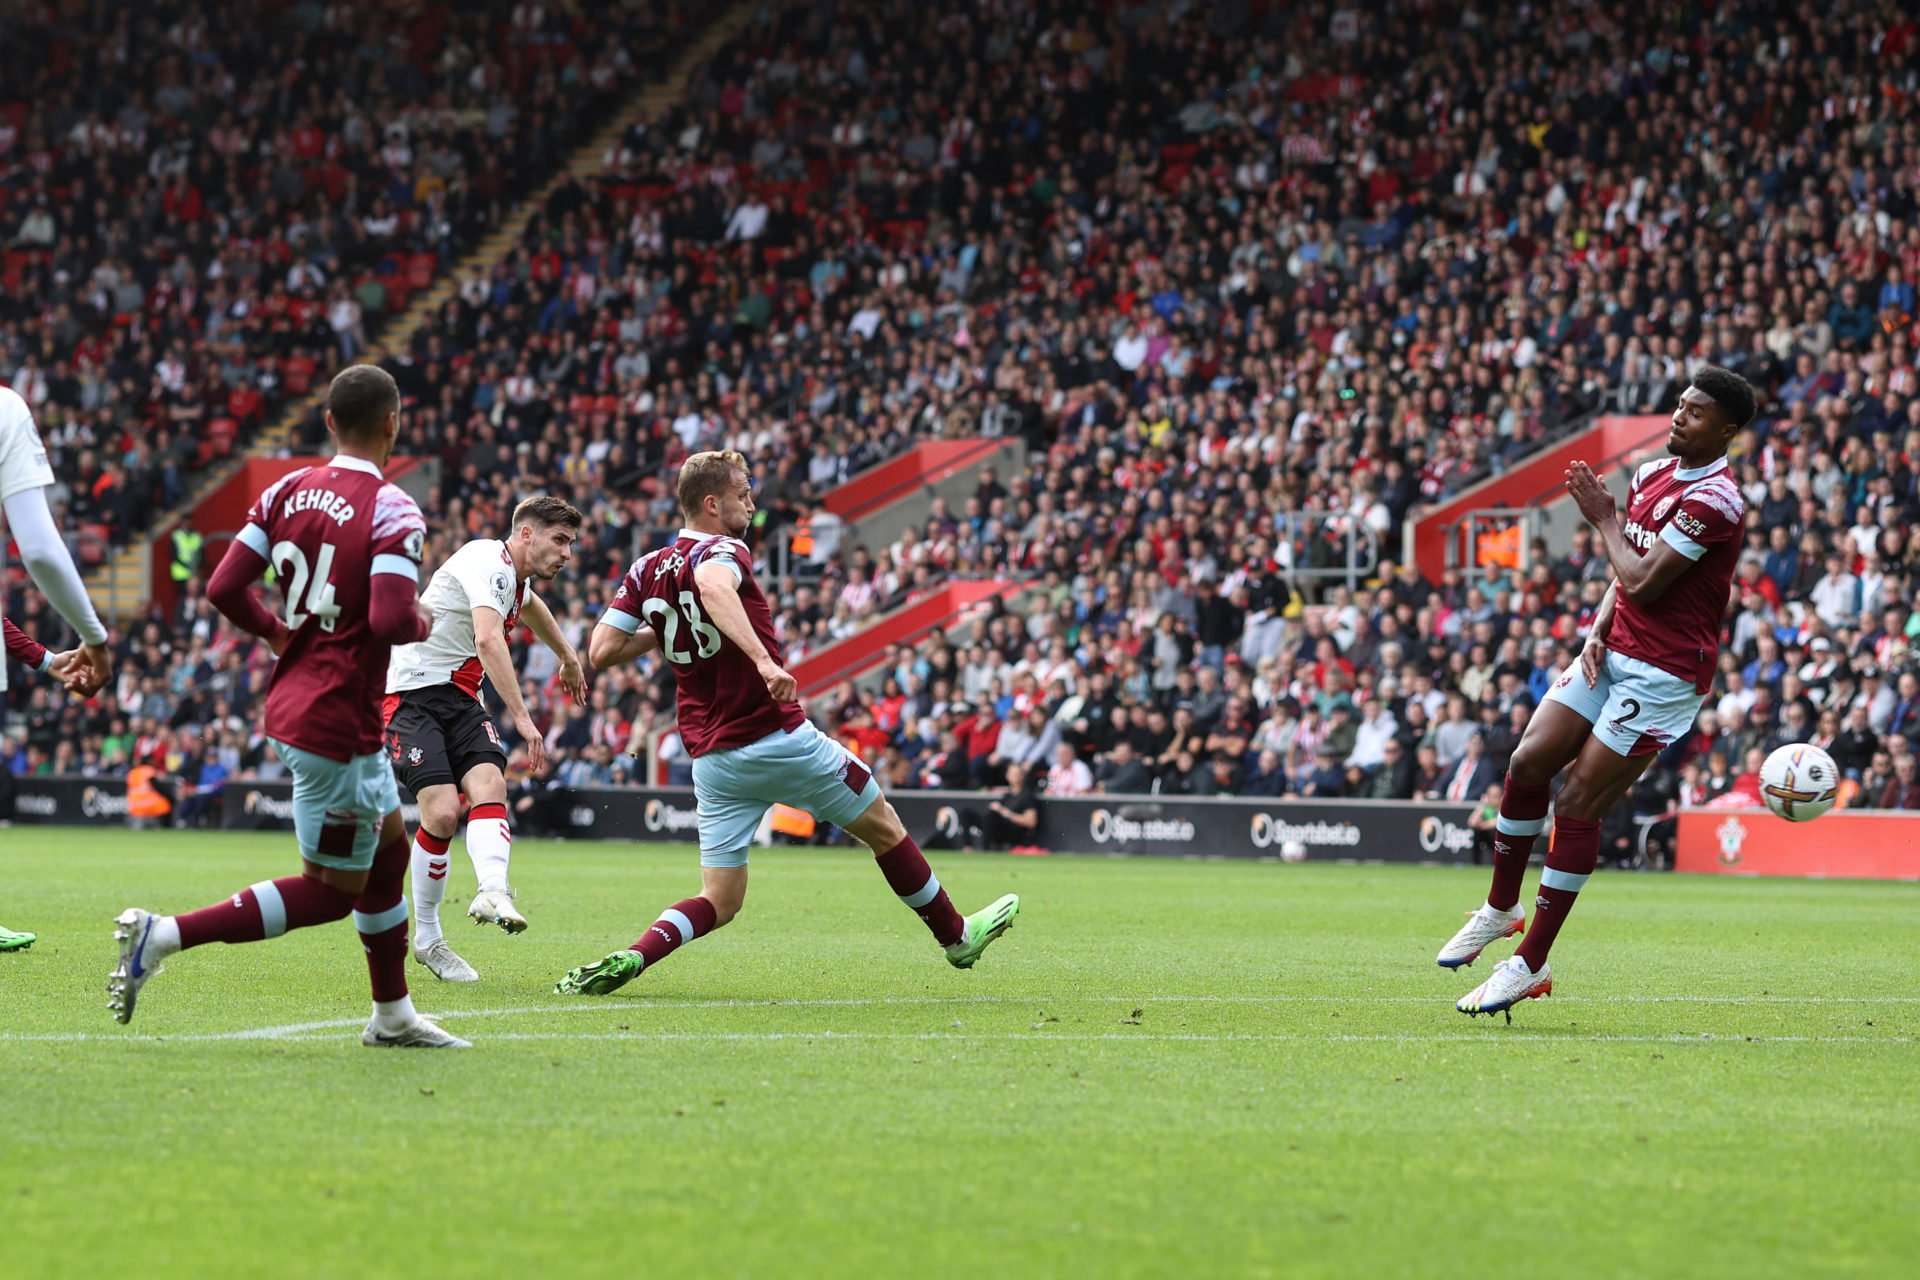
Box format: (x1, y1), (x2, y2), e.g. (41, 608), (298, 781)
(1759, 744), (1840, 823)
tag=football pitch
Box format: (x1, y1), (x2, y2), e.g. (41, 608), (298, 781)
(2, 830), (1914, 1278)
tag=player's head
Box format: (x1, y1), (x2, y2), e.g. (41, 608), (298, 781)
(679, 450), (754, 537)
(509, 495), (583, 581)
(1671, 365), (1755, 461)
(324, 364), (401, 464)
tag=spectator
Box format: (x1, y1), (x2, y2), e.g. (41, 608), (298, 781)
(1044, 742), (1093, 798)
(1094, 741), (1153, 796)
(1439, 732), (1498, 805)
(1878, 755), (1920, 811)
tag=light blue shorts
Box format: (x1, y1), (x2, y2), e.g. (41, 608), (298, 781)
(689, 721), (882, 867)
(270, 737), (401, 870)
(1542, 649), (1704, 758)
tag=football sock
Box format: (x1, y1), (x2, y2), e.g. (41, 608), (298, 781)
(355, 830), (412, 1011)
(874, 835), (966, 947)
(627, 896), (720, 966)
(373, 995), (420, 1032)
(174, 875), (356, 950)
(410, 826), (453, 944)
(465, 802), (513, 894)
(1488, 774), (1552, 912)
(1516, 816), (1600, 971)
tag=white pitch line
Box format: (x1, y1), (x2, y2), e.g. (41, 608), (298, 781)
(8, 988), (1917, 1046)
(260, 1030), (1919, 1046)
(10, 1028), (1912, 1046)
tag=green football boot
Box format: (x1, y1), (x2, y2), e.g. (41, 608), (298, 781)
(0, 923), (35, 952)
(943, 893), (1020, 969)
(555, 949), (646, 995)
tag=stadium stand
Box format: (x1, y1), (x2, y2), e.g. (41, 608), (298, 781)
(7, 0), (1920, 852)
(0, 0), (690, 566)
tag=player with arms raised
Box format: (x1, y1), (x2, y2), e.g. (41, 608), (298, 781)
(1438, 367), (1755, 1017)
(384, 495), (587, 982)
(108, 367), (468, 1048)
(555, 450), (1020, 994)
(2, 385), (114, 952)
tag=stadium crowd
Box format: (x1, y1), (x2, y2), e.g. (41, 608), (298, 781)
(0, 0), (692, 556)
(9, 0), (1920, 845)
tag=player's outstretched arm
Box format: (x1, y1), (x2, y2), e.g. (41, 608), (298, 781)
(206, 537), (292, 654)
(693, 560), (797, 702)
(587, 620), (659, 670)
(472, 605), (546, 770)
(521, 589), (587, 705)
(3, 486), (113, 692)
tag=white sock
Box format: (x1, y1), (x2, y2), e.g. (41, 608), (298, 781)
(411, 829), (453, 945)
(465, 805), (513, 894)
(152, 915), (182, 957)
(373, 994), (418, 1031)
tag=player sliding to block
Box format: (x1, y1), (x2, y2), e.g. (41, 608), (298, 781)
(1440, 366), (1755, 1019)
(109, 367), (467, 1047)
(383, 496), (587, 982)
(555, 450), (1020, 995)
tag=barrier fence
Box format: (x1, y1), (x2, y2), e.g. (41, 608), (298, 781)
(7, 776), (1482, 864)
(15, 776), (1917, 878)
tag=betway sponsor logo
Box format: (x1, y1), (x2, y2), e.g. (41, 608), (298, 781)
(1622, 519), (1656, 551)
(642, 797), (700, 834)
(1087, 808), (1197, 845)
(244, 790), (299, 821)
(1249, 813), (1362, 849)
(81, 786), (131, 818)
(15, 793), (57, 817)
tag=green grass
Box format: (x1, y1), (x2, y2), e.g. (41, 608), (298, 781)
(2, 830), (1916, 1278)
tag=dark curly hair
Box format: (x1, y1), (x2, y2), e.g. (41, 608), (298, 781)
(1689, 365), (1757, 430)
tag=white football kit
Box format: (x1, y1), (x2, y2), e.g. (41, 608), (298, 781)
(386, 538), (532, 698)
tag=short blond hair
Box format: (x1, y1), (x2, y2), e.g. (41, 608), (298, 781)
(678, 450), (749, 518)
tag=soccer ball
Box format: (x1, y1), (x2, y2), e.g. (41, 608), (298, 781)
(1279, 840), (1308, 863)
(1759, 744), (1840, 822)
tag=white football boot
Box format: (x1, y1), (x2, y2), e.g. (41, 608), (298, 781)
(361, 1015), (472, 1048)
(108, 908), (178, 1024)
(1435, 902), (1526, 969)
(1456, 955), (1553, 1021)
(414, 938), (480, 982)
(467, 889), (528, 933)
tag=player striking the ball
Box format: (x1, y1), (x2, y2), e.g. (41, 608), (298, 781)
(555, 450), (1019, 995)
(1438, 366), (1754, 1018)
(384, 496), (587, 982)
(108, 366), (467, 1048)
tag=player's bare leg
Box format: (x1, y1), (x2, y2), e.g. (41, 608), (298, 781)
(557, 865), (744, 995)
(1439, 700), (1588, 968)
(1459, 733), (1653, 1020)
(843, 796), (1019, 969)
(409, 781), (478, 980)
(458, 763), (524, 933)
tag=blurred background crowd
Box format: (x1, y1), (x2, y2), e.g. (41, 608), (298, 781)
(8, 0), (1920, 851)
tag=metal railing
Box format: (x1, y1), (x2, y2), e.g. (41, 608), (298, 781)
(1438, 507), (1542, 582)
(1272, 512), (1382, 594)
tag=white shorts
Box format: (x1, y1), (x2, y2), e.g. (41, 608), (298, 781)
(689, 721), (882, 867)
(1543, 649), (1704, 758)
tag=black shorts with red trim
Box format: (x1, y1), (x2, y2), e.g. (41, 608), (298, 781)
(382, 684), (508, 794)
